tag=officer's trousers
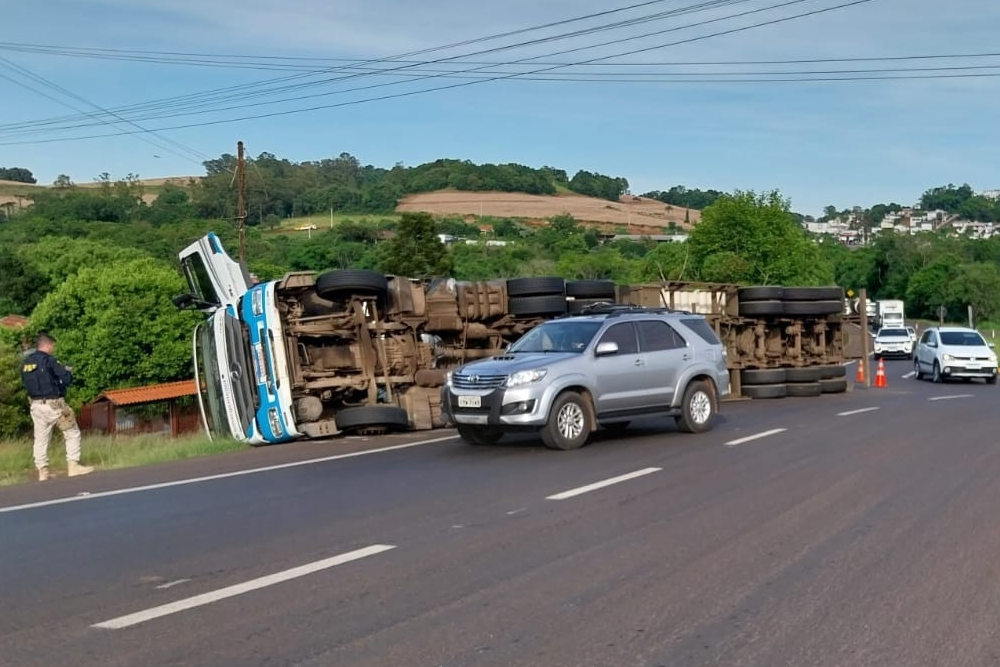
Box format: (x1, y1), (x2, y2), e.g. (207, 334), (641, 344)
(29, 399), (82, 469)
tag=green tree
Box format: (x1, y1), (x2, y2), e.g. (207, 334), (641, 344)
(638, 242), (691, 281)
(145, 185), (197, 225)
(0, 249), (48, 315)
(950, 262), (1000, 322)
(0, 337), (31, 438)
(29, 258), (202, 405)
(0, 167), (36, 184)
(687, 190), (833, 285)
(18, 237), (151, 289)
(377, 212), (453, 276)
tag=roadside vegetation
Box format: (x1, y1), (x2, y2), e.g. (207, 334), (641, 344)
(0, 433), (248, 486)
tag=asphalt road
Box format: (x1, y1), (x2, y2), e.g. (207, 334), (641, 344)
(2, 359), (999, 667)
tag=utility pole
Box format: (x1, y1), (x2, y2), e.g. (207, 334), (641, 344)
(236, 140), (247, 263)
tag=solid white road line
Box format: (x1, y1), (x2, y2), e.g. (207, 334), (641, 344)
(93, 545), (396, 630)
(546, 468), (662, 501)
(902, 371), (916, 379)
(0, 435), (459, 514)
(928, 394), (974, 401)
(724, 428), (787, 447)
(837, 407), (881, 417)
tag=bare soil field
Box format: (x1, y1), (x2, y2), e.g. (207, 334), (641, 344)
(396, 190), (700, 232)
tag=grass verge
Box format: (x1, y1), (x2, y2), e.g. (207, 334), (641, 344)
(0, 433), (250, 486)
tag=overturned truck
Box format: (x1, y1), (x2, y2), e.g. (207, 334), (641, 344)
(177, 233), (860, 445)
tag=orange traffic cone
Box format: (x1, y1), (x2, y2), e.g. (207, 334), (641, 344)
(855, 361), (865, 384)
(874, 358), (887, 388)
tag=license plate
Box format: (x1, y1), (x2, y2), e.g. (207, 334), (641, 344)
(967, 365), (980, 371)
(457, 395), (481, 408)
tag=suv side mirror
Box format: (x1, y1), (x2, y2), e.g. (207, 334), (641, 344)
(595, 341), (619, 356)
(990, 343), (996, 349)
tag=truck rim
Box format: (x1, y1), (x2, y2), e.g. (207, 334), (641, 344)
(557, 402), (585, 440)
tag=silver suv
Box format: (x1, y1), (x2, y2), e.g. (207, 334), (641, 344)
(442, 306), (731, 449)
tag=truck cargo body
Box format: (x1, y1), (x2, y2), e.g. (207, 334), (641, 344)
(877, 299), (905, 329)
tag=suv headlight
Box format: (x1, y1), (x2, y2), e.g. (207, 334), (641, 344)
(445, 371), (453, 387)
(943, 353), (956, 362)
(506, 369), (547, 387)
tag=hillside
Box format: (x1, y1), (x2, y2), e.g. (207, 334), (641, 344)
(0, 176), (199, 209)
(396, 189), (700, 232)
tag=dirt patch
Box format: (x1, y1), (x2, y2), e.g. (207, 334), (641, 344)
(396, 190), (699, 232)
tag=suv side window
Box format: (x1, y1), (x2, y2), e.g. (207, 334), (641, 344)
(637, 320), (686, 352)
(599, 322), (639, 354)
(919, 330), (933, 345)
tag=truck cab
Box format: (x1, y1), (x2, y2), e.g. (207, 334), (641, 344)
(178, 234), (299, 445)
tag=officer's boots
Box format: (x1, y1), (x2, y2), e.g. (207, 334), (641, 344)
(37, 467), (49, 482)
(68, 461), (93, 477)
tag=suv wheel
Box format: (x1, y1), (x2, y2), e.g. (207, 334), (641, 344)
(932, 361), (942, 383)
(541, 391), (591, 450)
(457, 425), (504, 446)
(675, 380), (716, 434)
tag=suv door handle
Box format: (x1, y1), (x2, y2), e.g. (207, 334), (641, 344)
(634, 359), (644, 366)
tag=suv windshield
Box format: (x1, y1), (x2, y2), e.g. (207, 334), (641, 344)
(509, 320), (603, 353)
(940, 331), (987, 346)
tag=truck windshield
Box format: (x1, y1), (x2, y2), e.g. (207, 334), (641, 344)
(194, 321), (227, 439)
(182, 252), (221, 307)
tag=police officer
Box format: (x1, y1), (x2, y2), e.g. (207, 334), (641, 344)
(20, 333), (93, 481)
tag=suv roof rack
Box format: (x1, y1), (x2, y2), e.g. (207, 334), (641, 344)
(557, 303), (677, 319)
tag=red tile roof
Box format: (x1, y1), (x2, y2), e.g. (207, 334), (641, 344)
(93, 380), (197, 406)
(0, 314), (28, 329)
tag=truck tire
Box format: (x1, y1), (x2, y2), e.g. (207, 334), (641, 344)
(741, 368), (787, 385)
(334, 405), (409, 432)
(540, 391), (592, 450)
(782, 286), (845, 301)
(509, 295), (567, 317)
(316, 269), (389, 301)
(738, 286), (785, 301)
(817, 364), (847, 379)
(781, 300), (843, 316)
(742, 383), (787, 399)
(457, 425), (504, 446)
(784, 366), (823, 383)
(785, 382), (822, 397)
(565, 279), (617, 299)
(819, 377), (848, 393)
(506, 276), (565, 297)
(739, 300), (784, 317)
(675, 380), (716, 434)
(567, 298), (614, 313)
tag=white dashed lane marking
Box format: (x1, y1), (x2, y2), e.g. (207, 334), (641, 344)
(724, 428), (787, 447)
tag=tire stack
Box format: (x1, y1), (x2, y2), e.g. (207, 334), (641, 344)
(737, 285), (845, 318)
(565, 279), (617, 313)
(506, 277), (567, 316)
(740, 364), (847, 400)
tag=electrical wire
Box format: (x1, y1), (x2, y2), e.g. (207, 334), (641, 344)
(0, 0), (881, 145)
(0, 0), (820, 136)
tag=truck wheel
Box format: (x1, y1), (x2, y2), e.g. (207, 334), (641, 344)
(817, 364), (847, 379)
(784, 366), (823, 383)
(316, 269), (389, 302)
(742, 383), (787, 399)
(741, 368), (786, 385)
(675, 380), (716, 433)
(509, 295), (567, 317)
(785, 382), (822, 397)
(457, 425), (504, 446)
(819, 378), (848, 393)
(738, 286), (785, 301)
(739, 300), (784, 317)
(335, 405), (409, 432)
(506, 276), (565, 297)
(565, 279), (617, 299)
(782, 300), (843, 316)
(540, 392), (591, 450)
(782, 286), (844, 301)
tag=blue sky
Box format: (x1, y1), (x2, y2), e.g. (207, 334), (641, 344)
(2, 0), (999, 215)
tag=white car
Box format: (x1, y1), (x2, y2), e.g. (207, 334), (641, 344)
(873, 327), (913, 360)
(906, 326), (916, 342)
(914, 327), (998, 384)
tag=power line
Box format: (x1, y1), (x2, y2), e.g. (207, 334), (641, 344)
(0, 0), (880, 145)
(0, 0), (754, 135)
(0, 0), (817, 135)
(0, 56), (208, 163)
